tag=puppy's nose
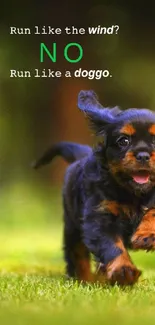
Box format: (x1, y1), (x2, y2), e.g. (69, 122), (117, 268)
(136, 152), (150, 163)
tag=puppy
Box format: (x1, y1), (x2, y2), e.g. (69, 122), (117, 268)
(34, 90), (155, 286)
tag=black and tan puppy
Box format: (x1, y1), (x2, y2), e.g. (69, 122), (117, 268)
(34, 90), (155, 286)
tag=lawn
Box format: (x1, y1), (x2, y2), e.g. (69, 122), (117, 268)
(0, 182), (155, 324)
(0, 229), (155, 325)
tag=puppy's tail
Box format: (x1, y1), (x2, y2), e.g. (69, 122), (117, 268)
(32, 141), (92, 169)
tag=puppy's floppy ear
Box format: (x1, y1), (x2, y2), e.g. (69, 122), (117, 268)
(78, 90), (103, 110)
(77, 90), (116, 135)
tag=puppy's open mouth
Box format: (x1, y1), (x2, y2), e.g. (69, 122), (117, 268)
(132, 170), (150, 184)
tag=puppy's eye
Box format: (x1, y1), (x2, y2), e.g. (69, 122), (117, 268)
(117, 136), (130, 148)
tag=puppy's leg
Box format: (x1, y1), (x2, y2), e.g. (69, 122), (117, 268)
(95, 237), (141, 285)
(83, 216), (141, 285)
(73, 241), (93, 282)
(98, 238), (141, 285)
(63, 224), (76, 277)
(131, 208), (155, 250)
(63, 223), (93, 282)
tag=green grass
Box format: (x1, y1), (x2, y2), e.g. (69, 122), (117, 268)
(0, 228), (155, 325)
(0, 182), (155, 325)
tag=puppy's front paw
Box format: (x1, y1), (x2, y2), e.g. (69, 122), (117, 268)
(104, 253), (141, 286)
(106, 264), (141, 286)
(131, 231), (155, 251)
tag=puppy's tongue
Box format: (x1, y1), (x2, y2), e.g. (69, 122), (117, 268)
(132, 172), (150, 184)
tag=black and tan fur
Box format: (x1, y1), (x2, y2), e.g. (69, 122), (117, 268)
(34, 90), (155, 286)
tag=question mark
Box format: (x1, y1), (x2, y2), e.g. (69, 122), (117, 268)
(115, 25), (119, 34)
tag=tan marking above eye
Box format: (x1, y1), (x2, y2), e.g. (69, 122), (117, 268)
(148, 124), (155, 135)
(120, 124), (136, 136)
